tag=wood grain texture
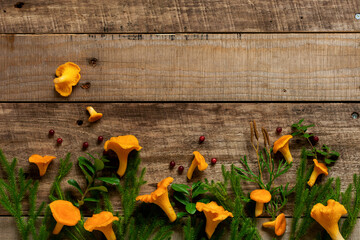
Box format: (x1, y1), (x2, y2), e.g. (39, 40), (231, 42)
(0, 216), (359, 240)
(0, 0), (360, 33)
(1, 34), (360, 101)
(0, 103), (359, 218)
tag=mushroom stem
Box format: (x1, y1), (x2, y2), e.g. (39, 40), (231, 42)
(204, 218), (221, 239)
(86, 106), (97, 116)
(154, 192), (177, 222)
(279, 146), (293, 164)
(53, 222), (64, 235)
(262, 219), (276, 228)
(307, 169), (321, 187)
(187, 160), (197, 180)
(115, 149), (131, 177)
(328, 227), (344, 240)
(53, 76), (66, 84)
(255, 202), (264, 217)
(99, 225), (116, 240)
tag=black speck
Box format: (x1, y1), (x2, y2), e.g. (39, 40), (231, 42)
(270, 20), (272, 23)
(77, 120), (83, 126)
(283, 89), (287, 93)
(3, 10), (6, 13)
(88, 58), (98, 66)
(300, 16), (303, 19)
(14, 2), (24, 8)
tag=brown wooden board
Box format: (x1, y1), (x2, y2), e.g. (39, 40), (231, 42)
(1, 34), (360, 101)
(0, 103), (359, 217)
(0, 0), (360, 33)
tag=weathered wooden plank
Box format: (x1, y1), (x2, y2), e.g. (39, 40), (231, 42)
(1, 34), (360, 101)
(0, 216), (359, 239)
(0, 103), (359, 217)
(0, 0), (359, 33)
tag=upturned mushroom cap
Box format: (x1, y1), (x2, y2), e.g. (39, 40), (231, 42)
(29, 154), (56, 176)
(186, 151), (208, 180)
(308, 159), (329, 187)
(104, 135), (142, 177)
(136, 177), (177, 222)
(84, 211), (119, 240)
(53, 62), (81, 97)
(86, 106), (103, 122)
(262, 213), (286, 236)
(311, 199), (347, 240)
(250, 189), (271, 203)
(250, 189), (272, 217)
(273, 135), (293, 163)
(196, 201), (233, 239)
(50, 200), (81, 226)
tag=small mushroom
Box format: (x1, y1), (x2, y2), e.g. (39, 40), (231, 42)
(196, 201), (233, 239)
(262, 213), (286, 236)
(307, 159), (328, 187)
(49, 200), (81, 235)
(53, 62), (81, 97)
(28, 154), (56, 176)
(311, 199), (347, 240)
(136, 177), (177, 222)
(186, 151), (208, 180)
(84, 211), (119, 240)
(86, 106), (103, 122)
(104, 135), (142, 177)
(273, 135), (293, 164)
(250, 189), (271, 217)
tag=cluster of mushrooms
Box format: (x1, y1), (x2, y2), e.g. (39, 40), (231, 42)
(27, 63), (348, 239)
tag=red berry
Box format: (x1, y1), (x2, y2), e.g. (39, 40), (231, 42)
(276, 127), (282, 134)
(57, 138), (63, 144)
(199, 136), (205, 143)
(311, 136), (319, 144)
(103, 150), (108, 155)
(49, 129), (55, 136)
(178, 166), (184, 174)
(98, 136), (104, 142)
(83, 142), (89, 149)
(211, 158), (217, 165)
(169, 161), (176, 168)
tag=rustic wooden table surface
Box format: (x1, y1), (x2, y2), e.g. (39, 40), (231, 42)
(1, 0), (360, 239)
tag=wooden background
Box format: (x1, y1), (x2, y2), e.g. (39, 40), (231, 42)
(1, 0), (360, 239)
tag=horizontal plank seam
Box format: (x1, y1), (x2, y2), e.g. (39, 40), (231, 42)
(1, 101), (360, 104)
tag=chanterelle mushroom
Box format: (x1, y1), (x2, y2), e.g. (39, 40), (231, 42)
(28, 154), (56, 176)
(53, 62), (81, 97)
(136, 177), (177, 222)
(262, 213), (286, 236)
(196, 201), (233, 239)
(273, 135), (293, 164)
(187, 151), (208, 180)
(250, 189), (271, 217)
(84, 211), (119, 240)
(50, 200), (81, 234)
(104, 135), (142, 177)
(307, 159), (328, 187)
(311, 199), (347, 240)
(86, 106), (103, 122)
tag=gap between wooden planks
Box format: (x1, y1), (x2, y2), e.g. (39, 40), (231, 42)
(0, 103), (360, 217)
(0, 0), (359, 33)
(1, 34), (360, 101)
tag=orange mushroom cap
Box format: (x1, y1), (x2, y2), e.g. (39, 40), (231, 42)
(49, 200), (81, 234)
(187, 151), (208, 180)
(273, 135), (293, 164)
(84, 211), (119, 240)
(136, 177), (177, 222)
(86, 106), (103, 122)
(262, 213), (286, 236)
(104, 135), (142, 177)
(196, 201), (233, 239)
(29, 154), (56, 176)
(53, 62), (81, 97)
(311, 199), (347, 240)
(250, 189), (271, 217)
(307, 159), (329, 187)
